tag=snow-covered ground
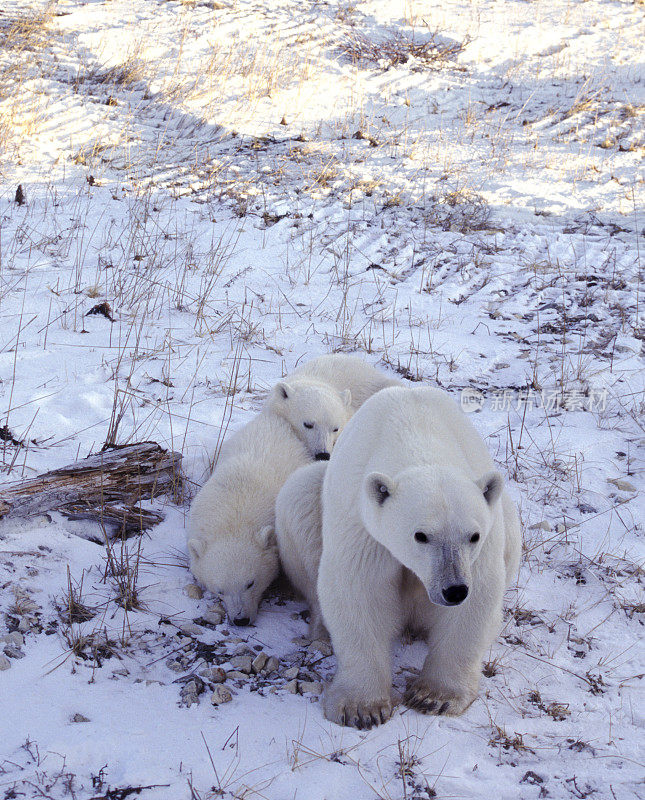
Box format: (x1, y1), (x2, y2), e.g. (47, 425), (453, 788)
(0, 0), (643, 797)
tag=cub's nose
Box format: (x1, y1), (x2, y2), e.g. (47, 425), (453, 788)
(315, 452), (330, 461)
(233, 616), (251, 626)
(442, 584), (469, 605)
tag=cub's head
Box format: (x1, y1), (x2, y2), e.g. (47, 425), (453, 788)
(360, 465), (504, 607)
(187, 527), (279, 625)
(268, 379), (352, 461)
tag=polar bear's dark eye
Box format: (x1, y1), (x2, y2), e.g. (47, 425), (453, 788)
(332, 427), (339, 433)
(470, 533), (480, 544)
(303, 422), (313, 429)
(246, 580), (255, 589)
(414, 531), (429, 544)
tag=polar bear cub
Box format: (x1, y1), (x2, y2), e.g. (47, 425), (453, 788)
(269, 354), (401, 461)
(275, 461), (328, 640)
(187, 410), (311, 625)
(317, 386), (521, 728)
(187, 354), (399, 625)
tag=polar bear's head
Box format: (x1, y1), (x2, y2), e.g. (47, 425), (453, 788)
(267, 379), (352, 461)
(187, 527), (279, 625)
(360, 465), (504, 606)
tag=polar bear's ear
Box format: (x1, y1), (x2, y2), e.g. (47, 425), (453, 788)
(340, 388), (352, 407)
(187, 538), (206, 560)
(477, 471), (503, 506)
(256, 525), (277, 548)
(364, 472), (395, 507)
(274, 380), (294, 401)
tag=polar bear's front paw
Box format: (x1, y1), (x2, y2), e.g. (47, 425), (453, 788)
(323, 684), (393, 729)
(404, 680), (476, 717)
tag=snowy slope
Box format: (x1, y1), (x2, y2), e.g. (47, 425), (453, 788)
(0, 1), (643, 798)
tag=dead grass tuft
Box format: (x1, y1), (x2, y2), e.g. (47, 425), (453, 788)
(341, 28), (468, 69)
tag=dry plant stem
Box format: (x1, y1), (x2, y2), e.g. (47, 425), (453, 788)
(0, 442), (183, 535)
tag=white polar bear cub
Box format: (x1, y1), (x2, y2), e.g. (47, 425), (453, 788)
(187, 411), (310, 626)
(275, 461), (328, 640)
(272, 353), (401, 461)
(318, 386), (521, 729)
(187, 354), (399, 625)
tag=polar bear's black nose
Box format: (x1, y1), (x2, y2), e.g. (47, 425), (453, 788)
(442, 584), (469, 605)
(315, 452), (330, 461)
(233, 616), (251, 626)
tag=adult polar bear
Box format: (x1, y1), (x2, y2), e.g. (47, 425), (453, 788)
(314, 385), (521, 728)
(187, 354), (400, 626)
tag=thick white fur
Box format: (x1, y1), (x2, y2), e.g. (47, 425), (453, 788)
(266, 354), (400, 460)
(288, 353), (402, 412)
(275, 461), (328, 640)
(187, 354), (399, 624)
(187, 412), (310, 624)
(317, 386), (522, 728)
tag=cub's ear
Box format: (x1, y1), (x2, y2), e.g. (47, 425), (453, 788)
(340, 388), (352, 408)
(256, 525), (277, 548)
(363, 472), (395, 506)
(187, 538), (206, 560)
(477, 471), (504, 506)
(274, 380), (294, 401)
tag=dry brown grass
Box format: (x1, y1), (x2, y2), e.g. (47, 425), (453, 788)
(341, 28), (468, 69)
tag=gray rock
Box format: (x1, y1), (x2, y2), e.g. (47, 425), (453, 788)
(200, 667), (226, 683)
(308, 640), (332, 656)
(230, 655), (253, 674)
(71, 713), (90, 723)
(263, 656), (280, 674)
(208, 602), (225, 616)
(184, 583), (203, 599)
(201, 610), (224, 625)
(226, 670), (250, 680)
(179, 622), (204, 637)
(283, 666), (300, 680)
(529, 521), (551, 532)
(211, 686), (233, 705)
(608, 478), (637, 493)
(252, 652), (268, 673)
(18, 618), (31, 633)
(298, 681), (323, 695)
(2, 632), (24, 647)
(3, 645), (25, 659)
(0, 655), (11, 671)
(284, 679), (299, 694)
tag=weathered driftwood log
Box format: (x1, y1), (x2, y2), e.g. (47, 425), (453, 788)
(0, 442), (183, 538)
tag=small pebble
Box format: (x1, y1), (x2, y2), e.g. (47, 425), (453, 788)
(263, 656), (280, 674)
(4, 645), (25, 660)
(200, 667), (226, 683)
(211, 686), (233, 705)
(0, 655), (11, 671)
(284, 679), (299, 694)
(179, 622), (203, 637)
(529, 521), (551, 532)
(284, 666), (299, 680)
(308, 640), (332, 656)
(201, 610), (223, 625)
(208, 602), (225, 615)
(252, 652), (268, 673)
(230, 655), (253, 674)
(71, 713), (90, 723)
(298, 681), (323, 695)
(226, 670), (249, 680)
(608, 478), (636, 493)
(184, 583), (203, 599)
(2, 632), (24, 647)
(18, 618), (31, 633)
